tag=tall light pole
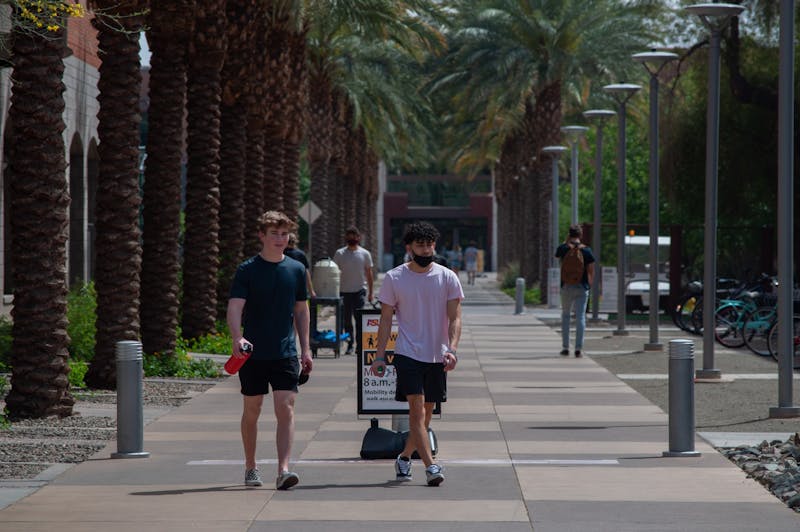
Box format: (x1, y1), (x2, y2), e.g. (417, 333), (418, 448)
(633, 50), (678, 352)
(583, 109), (616, 321)
(769, 0), (800, 418)
(685, 3), (744, 379)
(603, 83), (641, 337)
(542, 145), (568, 309)
(561, 126), (589, 226)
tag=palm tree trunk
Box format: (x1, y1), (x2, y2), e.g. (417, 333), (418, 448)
(182, 0), (226, 340)
(217, 103), (247, 318)
(262, 126), (285, 212)
(86, 3), (146, 389)
(525, 81), (562, 290)
(5, 26), (73, 418)
(217, 0), (254, 316)
(280, 138), (301, 222)
(307, 74), (334, 259)
(243, 123), (265, 257)
(141, 0), (193, 356)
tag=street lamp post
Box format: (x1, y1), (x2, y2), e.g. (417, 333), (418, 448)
(685, 3), (744, 379)
(561, 126), (589, 226)
(542, 145), (568, 309)
(603, 83), (641, 337)
(769, 0), (800, 418)
(633, 50), (678, 352)
(583, 110), (616, 321)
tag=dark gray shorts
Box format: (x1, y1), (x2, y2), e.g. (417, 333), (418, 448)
(393, 354), (447, 403)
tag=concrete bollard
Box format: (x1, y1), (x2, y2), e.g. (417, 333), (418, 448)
(111, 340), (150, 459)
(514, 277), (525, 315)
(662, 339), (701, 457)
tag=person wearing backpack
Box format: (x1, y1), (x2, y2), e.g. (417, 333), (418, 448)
(555, 225), (596, 357)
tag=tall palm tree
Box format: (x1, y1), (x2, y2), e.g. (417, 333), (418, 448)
(217, 0), (255, 317)
(4, 19), (73, 418)
(86, 0), (148, 389)
(433, 0), (658, 287)
(304, 0), (444, 257)
(181, 0), (227, 340)
(140, 0), (194, 357)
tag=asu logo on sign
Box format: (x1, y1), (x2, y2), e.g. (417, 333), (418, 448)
(367, 319), (380, 327)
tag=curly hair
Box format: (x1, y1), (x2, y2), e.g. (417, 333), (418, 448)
(403, 221), (440, 245)
(257, 211), (297, 234)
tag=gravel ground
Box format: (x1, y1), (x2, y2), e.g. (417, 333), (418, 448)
(0, 377), (220, 480)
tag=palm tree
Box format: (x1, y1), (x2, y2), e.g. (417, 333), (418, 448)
(433, 0), (658, 287)
(85, 0), (148, 389)
(181, 0), (227, 340)
(4, 19), (73, 418)
(217, 0), (255, 317)
(304, 0), (444, 257)
(140, 0), (194, 357)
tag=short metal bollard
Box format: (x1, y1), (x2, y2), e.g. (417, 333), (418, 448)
(663, 339), (701, 457)
(514, 277), (525, 315)
(111, 340), (150, 459)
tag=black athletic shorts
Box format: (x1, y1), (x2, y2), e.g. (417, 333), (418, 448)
(238, 356), (300, 396)
(393, 353), (447, 403)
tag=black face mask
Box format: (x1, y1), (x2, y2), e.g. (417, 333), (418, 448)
(346, 239), (359, 246)
(412, 253), (435, 267)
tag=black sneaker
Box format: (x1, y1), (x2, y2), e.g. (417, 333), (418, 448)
(574, 350), (582, 358)
(559, 349), (569, 356)
(345, 344), (354, 355)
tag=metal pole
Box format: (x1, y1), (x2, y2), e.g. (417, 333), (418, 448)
(570, 141), (578, 226)
(663, 339), (701, 457)
(769, 0), (800, 418)
(591, 126), (603, 320)
(514, 277), (525, 315)
(551, 156), (560, 269)
(646, 72), (662, 350)
(111, 340), (150, 459)
(698, 27), (723, 379)
(615, 101), (628, 336)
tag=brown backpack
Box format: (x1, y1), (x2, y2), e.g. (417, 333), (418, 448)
(560, 245), (585, 285)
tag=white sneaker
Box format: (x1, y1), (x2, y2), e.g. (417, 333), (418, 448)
(276, 470), (299, 490)
(395, 455), (412, 481)
(425, 464), (444, 486)
(244, 468), (263, 487)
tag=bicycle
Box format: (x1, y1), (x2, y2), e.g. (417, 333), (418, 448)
(767, 314), (800, 369)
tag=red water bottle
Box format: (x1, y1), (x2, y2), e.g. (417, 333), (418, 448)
(224, 341), (252, 375)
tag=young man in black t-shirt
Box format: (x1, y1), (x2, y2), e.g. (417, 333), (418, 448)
(227, 211), (313, 490)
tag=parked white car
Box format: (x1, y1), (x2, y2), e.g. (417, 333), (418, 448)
(624, 235), (670, 313)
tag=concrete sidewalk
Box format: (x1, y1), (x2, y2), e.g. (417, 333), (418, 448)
(0, 276), (798, 531)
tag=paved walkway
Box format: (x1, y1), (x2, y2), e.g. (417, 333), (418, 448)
(1, 274), (798, 531)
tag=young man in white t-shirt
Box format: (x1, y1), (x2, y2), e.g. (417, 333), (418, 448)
(371, 221), (464, 486)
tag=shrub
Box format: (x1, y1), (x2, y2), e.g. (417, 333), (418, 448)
(67, 282), (96, 362)
(498, 261), (521, 290)
(68, 360), (88, 389)
(0, 315), (11, 371)
(144, 351), (220, 379)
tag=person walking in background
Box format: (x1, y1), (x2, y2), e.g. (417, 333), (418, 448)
(284, 233), (315, 299)
(446, 243), (462, 275)
(227, 210), (313, 490)
(555, 225), (595, 357)
(463, 241), (479, 286)
(333, 226), (374, 354)
(372, 221), (463, 486)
